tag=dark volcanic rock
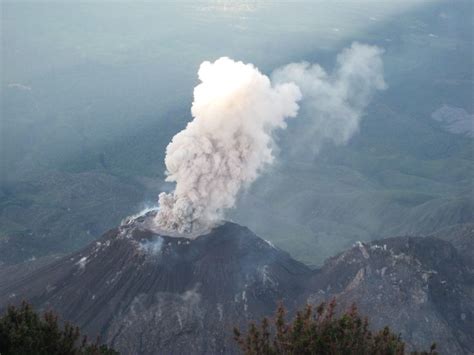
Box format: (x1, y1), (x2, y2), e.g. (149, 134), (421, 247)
(433, 223), (474, 271)
(0, 216), (311, 354)
(0, 216), (472, 354)
(306, 237), (474, 354)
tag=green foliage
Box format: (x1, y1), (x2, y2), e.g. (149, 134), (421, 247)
(234, 300), (437, 355)
(0, 301), (118, 355)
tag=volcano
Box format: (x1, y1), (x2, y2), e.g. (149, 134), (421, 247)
(0, 212), (311, 354)
(0, 213), (472, 354)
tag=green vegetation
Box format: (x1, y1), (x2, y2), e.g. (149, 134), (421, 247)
(0, 301), (118, 355)
(234, 300), (437, 355)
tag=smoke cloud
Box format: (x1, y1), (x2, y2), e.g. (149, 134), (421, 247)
(155, 43), (385, 234)
(272, 42), (386, 152)
(155, 57), (301, 233)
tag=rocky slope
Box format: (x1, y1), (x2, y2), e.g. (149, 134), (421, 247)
(0, 213), (311, 354)
(0, 214), (472, 354)
(306, 236), (474, 354)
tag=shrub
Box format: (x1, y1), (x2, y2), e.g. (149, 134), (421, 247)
(234, 299), (437, 355)
(0, 301), (118, 355)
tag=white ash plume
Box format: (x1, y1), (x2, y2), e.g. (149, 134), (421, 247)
(155, 57), (301, 233)
(272, 42), (386, 152)
(155, 43), (385, 234)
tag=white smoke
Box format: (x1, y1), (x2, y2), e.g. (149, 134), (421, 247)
(272, 42), (386, 152)
(155, 43), (386, 234)
(155, 57), (301, 233)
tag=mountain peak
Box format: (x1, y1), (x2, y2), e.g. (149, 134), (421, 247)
(0, 217), (311, 354)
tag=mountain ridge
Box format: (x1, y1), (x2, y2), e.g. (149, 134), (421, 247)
(0, 217), (472, 354)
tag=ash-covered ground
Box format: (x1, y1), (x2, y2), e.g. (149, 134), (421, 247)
(0, 213), (472, 354)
